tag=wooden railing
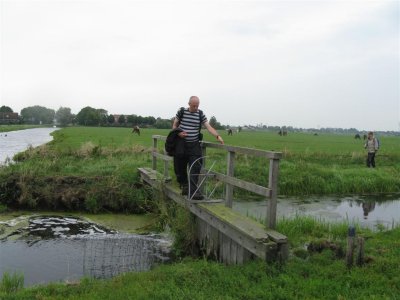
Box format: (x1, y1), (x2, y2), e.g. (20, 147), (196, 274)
(151, 135), (282, 229)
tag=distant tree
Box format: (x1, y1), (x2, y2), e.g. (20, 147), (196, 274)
(0, 106), (13, 113)
(154, 117), (172, 129)
(20, 105), (55, 124)
(107, 114), (115, 124)
(97, 109), (108, 126)
(126, 114), (137, 125)
(55, 107), (73, 126)
(136, 115), (144, 125)
(209, 116), (223, 129)
(76, 106), (108, 126)
(118, 115), (126, 125)
(142, 116), (156, 126)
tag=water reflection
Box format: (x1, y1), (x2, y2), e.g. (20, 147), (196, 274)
(362, 201), (375, 219)
(233, 193), (400, 229)
(0, 127), (58, 165)
(0, 216), (172, 286)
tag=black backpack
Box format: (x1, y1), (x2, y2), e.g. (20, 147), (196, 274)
(165, 129), (182, 156)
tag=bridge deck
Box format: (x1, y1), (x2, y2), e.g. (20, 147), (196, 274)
(138, 167), (288, 263)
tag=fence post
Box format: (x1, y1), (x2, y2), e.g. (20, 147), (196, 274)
(356, 236), (365, 266)
(346, 226), (356, 268)
(267, 158), (279, 229)
(225, 151), (235, 208)
(152, 137), (157, 171)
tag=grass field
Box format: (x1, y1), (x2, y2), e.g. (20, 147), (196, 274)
(1, 126), (399, 210)
(48, 126), (400, 196)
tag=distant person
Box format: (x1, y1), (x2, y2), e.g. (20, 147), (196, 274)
(172, 96), (224, 200)
(364, 131), (379, 168)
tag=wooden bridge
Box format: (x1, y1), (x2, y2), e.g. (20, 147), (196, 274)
(138, 135), (288, 264)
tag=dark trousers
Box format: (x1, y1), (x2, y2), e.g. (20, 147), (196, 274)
(173, 142), (202, 196)
(366, 152), (376, 168)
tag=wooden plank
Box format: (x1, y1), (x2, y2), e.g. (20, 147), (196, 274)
(152, 138), (157, 170)
(225, 151), (235, 208)
(151, 135), (283, 160)
(152, 151), (173, 161)
(201, 142), (282, 159)
(188, 202), (279, 259)
(230, 239), (238, 265)
(209, 222), (219, 260)
(236, 244), (244, 265)
(267, 158), (280, 229)
(152, 135), (167, 141)
(138, 167), (158, 180)
(199, 203), (269, 241)
(206, 170), (271, 197)
(222, 234), (231, 264)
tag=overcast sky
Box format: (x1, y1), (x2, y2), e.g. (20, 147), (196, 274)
(1, 0), (399, 131)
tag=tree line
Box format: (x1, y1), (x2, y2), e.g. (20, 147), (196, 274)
(0, 105), (224, 129)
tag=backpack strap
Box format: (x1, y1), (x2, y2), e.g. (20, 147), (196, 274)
(177, 107), (185, 120)
(198, 109), (204, 131)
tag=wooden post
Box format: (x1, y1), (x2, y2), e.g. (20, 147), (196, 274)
(152, 137), (157, 171)
(163, 159), (170, 182)
(356, 236), (365, 266)
(346, 226), (356, 268)
(267, 158), (279, 229)
(225, 151), (235, 208)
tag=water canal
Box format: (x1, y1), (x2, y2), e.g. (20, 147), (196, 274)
(0, 215), (172, 286)
(234, 193), (400, 230)
(0, 127), (59, 165)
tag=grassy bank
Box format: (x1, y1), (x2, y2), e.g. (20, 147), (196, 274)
(0, 125), (49, 133)
(2, 221), (399, 299)
(1, 127), (399, 214)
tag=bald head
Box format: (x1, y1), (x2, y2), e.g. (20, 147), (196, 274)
(188, 96), (200, 112)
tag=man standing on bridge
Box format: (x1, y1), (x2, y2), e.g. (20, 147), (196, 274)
(172, 96), (224, 200)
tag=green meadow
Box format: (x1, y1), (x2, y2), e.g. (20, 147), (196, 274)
(1, 126), (399, 299)
(1, 126), (399, 213)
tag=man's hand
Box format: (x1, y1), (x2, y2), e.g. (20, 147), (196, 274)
(178, 131), (187, 138)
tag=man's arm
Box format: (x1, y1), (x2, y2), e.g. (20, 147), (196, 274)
(204, 122), (224, 144)
(172, 118), (179, 129)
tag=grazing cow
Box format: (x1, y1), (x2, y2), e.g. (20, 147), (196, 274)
(132, 126), (140, 136)
(314, 133), (318, 136)
(227, 129), (233, 136)
(278, 129), (288, 136)
(363, 134), (367, 140)
(354, 133), (361, 139)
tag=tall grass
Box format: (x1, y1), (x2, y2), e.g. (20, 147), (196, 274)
(0, 271), (24, 294)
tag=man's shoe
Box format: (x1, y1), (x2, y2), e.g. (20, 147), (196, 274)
(181, 185), (188, 196)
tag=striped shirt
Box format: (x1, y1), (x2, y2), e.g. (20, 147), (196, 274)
(176, 108), (207, 142)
